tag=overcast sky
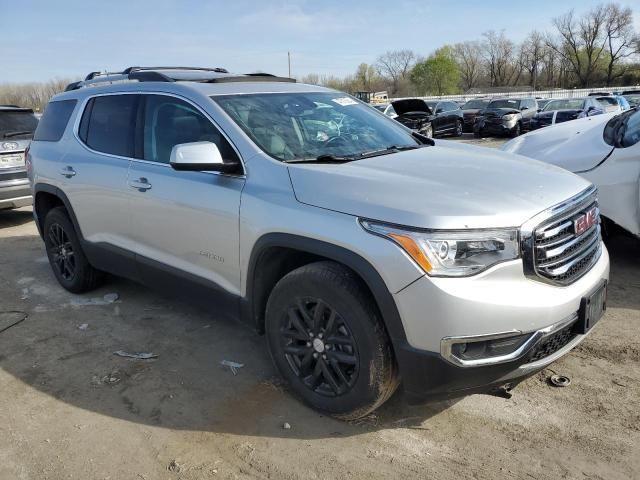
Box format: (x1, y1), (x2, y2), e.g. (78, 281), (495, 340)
(2, 0), (639, 83)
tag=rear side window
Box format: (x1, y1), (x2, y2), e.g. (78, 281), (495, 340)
(79, 95), (138, 157)
(33, 100), (76, 142)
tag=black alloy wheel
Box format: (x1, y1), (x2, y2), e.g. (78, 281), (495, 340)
(280, 297), (358, 397)
(47, 222), (76, 281)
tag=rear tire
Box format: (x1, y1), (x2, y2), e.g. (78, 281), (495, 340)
(43, 207), (103, 293)
(265, 261), (399, 420)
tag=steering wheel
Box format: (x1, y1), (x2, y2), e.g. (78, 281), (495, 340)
(325, 134), (350, 147)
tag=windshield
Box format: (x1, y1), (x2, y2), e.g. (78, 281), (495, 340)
(603, 109), (640, 148)
(462, 99), (489, 109)
(487, 99), (520, 109)
(0, 110), (39, 138)
(543, 99), (585, 111)
(214, 92), (420, 162)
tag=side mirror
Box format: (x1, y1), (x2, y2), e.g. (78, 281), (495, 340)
(521, 106), (529, 111)
(537, 108), (542, 113)
(170, 142), (240, 173)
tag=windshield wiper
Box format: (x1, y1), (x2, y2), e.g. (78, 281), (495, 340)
(285, 154), (359, 164)
(285, 144), (428, 164)
(3, 130), (33, 138)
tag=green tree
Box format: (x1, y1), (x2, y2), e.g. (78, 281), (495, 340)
(410, 47), (460, 96)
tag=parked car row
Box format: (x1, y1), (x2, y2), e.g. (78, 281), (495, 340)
(379, 90), (638, 139)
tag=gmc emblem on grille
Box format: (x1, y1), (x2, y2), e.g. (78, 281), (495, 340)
(574, 207), (598, 236)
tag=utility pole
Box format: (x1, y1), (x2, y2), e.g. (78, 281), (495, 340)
(288, 51), (291, 78)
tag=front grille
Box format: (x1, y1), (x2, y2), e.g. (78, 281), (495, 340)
(526, 321), (578, 363)
(524, 187), (602, 285)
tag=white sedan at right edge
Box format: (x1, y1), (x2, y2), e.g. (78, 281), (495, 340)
(502, 110), (640, 238)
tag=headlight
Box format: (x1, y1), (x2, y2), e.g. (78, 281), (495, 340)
(503, 113), (517, 121)
(360, 220), (519, 277)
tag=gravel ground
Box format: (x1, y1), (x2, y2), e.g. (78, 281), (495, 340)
(1, 140), (638, 479)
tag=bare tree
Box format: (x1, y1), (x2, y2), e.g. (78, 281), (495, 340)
(521, 31), (546, 90)
(0, 78), (72, 111)
(547, 6), (607, 87)
(453, 41), (484, 91)
(481, 30), (519, 86)
(299, 73), (321, 85)
(375, 50), (417, 94)
(603, 3), (638, 86)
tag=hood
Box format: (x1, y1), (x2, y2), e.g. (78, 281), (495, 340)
(462, 108), (483, 115)
(391, 99), (432, 116)
(501, 113), (615, 172)
(287, 142), (591, 230)
(484, 107), (521, 116)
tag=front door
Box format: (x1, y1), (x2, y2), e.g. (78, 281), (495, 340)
(127, 93), (245, 297)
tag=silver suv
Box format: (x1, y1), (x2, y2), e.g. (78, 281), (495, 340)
(1, 105), (39, 209)
(28, 67), (610, 419)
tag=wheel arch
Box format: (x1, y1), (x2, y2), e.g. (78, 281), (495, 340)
(243, 233), (408, 346)
(33, 184), (83, 240)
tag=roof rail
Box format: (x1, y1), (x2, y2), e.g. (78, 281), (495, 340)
(64, 66), (294, 91)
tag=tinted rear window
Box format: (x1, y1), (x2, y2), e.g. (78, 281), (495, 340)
(32, 100), (75, 142)
(79, 95), (137, 157)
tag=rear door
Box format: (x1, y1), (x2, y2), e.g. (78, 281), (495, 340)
(62, 93), (137, 259)
(444, 102), (459, 131)
(127, 93), (245, 296)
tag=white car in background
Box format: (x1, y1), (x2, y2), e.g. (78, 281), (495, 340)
(502, 110), (640, 237)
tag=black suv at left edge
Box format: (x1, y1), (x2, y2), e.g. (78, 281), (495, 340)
(474, 97), (538, 137)
(0, 105), (39, 210)
(390, 98), (464, 138)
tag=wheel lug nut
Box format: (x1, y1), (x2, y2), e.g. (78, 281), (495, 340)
(318, 333), (323, 339)
(313, 353), (318, 359)
(322, 354), (327, 359)
(306, 342), (311, 347)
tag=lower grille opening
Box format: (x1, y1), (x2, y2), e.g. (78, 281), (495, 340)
(526, 321), (579, 363)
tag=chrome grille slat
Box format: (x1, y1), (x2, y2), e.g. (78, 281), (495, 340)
(537, 220), (572, 240)
(540, 225), (599, 261)
(541, 236), (600, 275)
(522, 186), (602, 286)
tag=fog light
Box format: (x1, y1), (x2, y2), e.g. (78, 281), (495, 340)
(443, 332), (535, 366)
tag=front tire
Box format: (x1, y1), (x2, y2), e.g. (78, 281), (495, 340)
(43, 207), (103, 293)
(511, 122), (522, 137)
(265, 261), (398, 420)
(454, 119), (463, 137)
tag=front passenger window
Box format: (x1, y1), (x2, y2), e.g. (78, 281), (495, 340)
(142, 95), (238, 165)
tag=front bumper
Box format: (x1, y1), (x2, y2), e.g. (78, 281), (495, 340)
(392, 244), (609, 401)
(0, 180), (32, 210)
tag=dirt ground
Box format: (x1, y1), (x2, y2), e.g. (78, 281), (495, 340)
(1, 138), (639, 479)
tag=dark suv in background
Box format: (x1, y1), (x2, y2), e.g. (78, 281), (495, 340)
(0, 105), (39, 210)
(390, 98), (463, 138)
(460, 98), (490, 132)
(474, 97), (538, 137)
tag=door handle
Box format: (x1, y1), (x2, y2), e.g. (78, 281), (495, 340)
(59, 166), (76, 178)
(128, 177), (152, 192)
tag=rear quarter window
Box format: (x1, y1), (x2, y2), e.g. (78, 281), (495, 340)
(33, 100), (77, 142)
